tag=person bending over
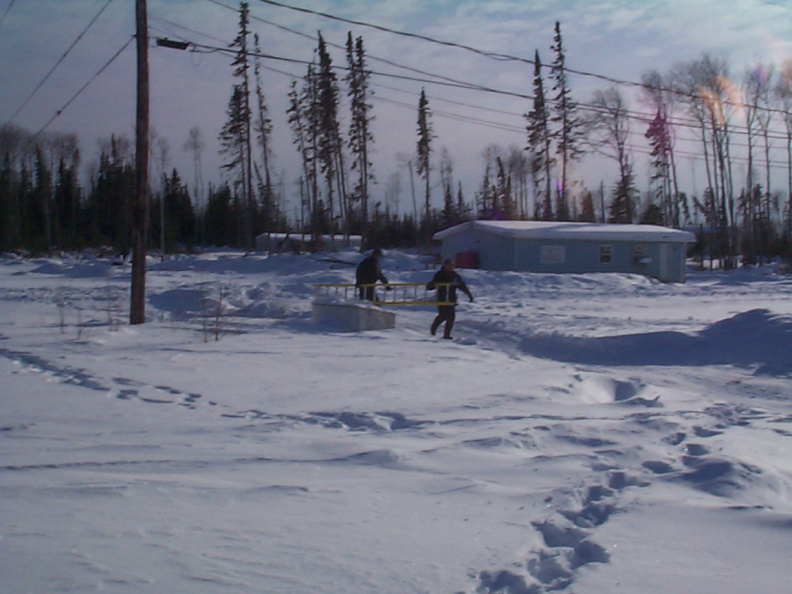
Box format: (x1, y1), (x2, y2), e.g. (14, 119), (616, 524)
(356, 248), (389, 301)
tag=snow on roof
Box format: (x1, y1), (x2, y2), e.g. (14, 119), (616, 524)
(433, 220), (696, 243)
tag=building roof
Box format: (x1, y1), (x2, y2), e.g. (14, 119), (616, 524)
(433, 220), (696, 243)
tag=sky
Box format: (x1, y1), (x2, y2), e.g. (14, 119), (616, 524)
(3, 247), (792, 592)
(2, 0), (792, 220)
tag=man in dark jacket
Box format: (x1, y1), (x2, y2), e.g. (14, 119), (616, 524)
(356, 248), (389, 300)
(426, 259), (473, 339)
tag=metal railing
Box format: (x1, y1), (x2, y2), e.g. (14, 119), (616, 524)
(313, 282), (456, 306)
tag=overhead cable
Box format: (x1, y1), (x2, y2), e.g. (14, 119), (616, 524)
(11, 0), (115, 123)
(33, 35), (134, 139)
(0, 0), (17, 29)
(253, 0), (790, 119)
(205, 0), (788, 129)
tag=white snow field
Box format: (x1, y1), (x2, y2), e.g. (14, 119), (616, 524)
(2, 249), (792, 593)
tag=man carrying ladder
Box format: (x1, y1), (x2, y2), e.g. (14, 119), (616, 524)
(426, 259), (474, 339)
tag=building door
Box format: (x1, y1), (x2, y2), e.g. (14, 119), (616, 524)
(659, 243), (669, 281)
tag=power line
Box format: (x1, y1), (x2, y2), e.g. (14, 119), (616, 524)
(172, 4), (792, 176)
(201, 0), (784, 141)
(255, 0), (535, 65)
(375, 87), (792, 171)
(33, 35), (134, 139)
(205, 0), (488, 96)
(0, 0), (16, 29)
(253, 0), (792, 120)
(183, 33), (792, 149)
(10, 0), (115, 123)
(242, 0), (792, 143)
(374, 95), (525, 134)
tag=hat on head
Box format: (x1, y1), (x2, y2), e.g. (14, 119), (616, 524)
(372, 247), (382, 256)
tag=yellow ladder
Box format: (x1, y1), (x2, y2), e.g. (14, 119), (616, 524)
(313, 282), (456, 306)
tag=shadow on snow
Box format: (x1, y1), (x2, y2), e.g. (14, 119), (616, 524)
(520, 309), (792, 375)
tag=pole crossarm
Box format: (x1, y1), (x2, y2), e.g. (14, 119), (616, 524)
(313, 282), (456, 306)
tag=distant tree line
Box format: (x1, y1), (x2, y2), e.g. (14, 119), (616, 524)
(3, 4), (792, 266)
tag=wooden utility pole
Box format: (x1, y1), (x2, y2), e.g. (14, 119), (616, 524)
(130, 0), (149, 324)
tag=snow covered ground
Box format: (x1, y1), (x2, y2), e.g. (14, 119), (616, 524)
(2, 248), (792, 593)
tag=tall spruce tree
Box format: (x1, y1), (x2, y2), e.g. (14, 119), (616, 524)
(416, 88), (434, 230)
(33, 146), (52, 253)
(642, 70), (684, 227)
(345, 32), (374, 246)
(252, 33), (275, 235)
(550, 22), (582, 221)
(456, 182), (472, 222)
(218, 84), (248, 247)
(227, 1), (254, 251)
(287, 71), (320, 248)
(315, 32), (347, 240)
(609, 162), (637, 223)
(526, 50), (554, 221)
(645, 108), (673, 225)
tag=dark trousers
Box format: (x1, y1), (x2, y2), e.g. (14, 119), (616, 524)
(358, 285), (375, 301)
(431, 305), (456, 337)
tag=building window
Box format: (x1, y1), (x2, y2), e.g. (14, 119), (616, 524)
(599, 245), (612, 264)
(541, 245), (565, 264)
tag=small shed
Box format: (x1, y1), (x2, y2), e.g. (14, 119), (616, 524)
(433, 220), (696, 283)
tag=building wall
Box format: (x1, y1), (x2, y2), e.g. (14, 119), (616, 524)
(440, 230), (688, 282)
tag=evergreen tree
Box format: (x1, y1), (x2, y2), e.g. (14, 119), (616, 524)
(89, 135), (134, 253)
(456, 181), (473, 223)
(645, 107), (673, 226)
(416, 88), (434, 230)
(639, 201), (664, 226)
(345, 32), (374, 245)
(526, 50), (554, 220)
(204, 183), (235, 247)
(579, 189), (596, 222)
(441, 180), (455, 228)
(219, 85), (249, 246)
(495, 156), (516, 219)
(0, 153), (13, 251)
(32, 146), (52, 253)
(287, 74), (319, 246)
(608, 161), (637, 223)
(476, 163), (494, 219)
(18, 162), (33, 248)
(316, 31), (347, 239)
(227, 1), (254, 251)
(55, 154), (81, 250)
(642, 70), (685, 227)
(550, 22), (583, 221)
(0, 124), (27, 250)
(157, 168), (195, 249)
(47, 134), (81, 251)
(252, 33), (275, 235)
